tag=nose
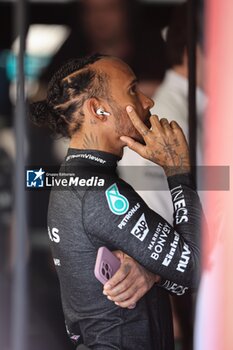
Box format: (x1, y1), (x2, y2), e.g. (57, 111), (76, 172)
(140, 91), (154, 110)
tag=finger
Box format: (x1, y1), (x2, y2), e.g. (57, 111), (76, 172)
(107, 280), (137, 299)
(104, 262), (131, 291)
(115, 285), (146, 306)
(114, 294), (139, 308)
(108, 272), (146, 300)
(105, 268), (134, 296)
(149, 115), (162, 131)
(126, 106), (150, 137)
(112, 250), (125, 263)
(106, 279), (132, 297)
(160, 118), (171, 129)
(120, 136), (146, 158)
(170, 120), (180, 130)
(108, 276), (138, 301)
(169, 121), (187, 141)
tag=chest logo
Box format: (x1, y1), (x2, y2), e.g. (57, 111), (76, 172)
(105, 183), (129, 215)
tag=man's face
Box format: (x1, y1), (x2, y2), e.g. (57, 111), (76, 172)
(93, 58), (154, 142)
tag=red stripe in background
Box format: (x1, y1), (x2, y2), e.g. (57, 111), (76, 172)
(195, 0), (233, 349)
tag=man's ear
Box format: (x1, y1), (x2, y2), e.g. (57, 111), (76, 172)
(86, 98), (110, 121)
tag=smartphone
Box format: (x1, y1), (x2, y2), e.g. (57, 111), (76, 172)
(94, 247), (121, 285)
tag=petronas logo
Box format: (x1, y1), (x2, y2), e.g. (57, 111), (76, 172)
(105, 183), (129, 215)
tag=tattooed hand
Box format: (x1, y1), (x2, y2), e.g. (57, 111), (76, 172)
(120, 106), (191, 177)
(103, 251), (160, 309)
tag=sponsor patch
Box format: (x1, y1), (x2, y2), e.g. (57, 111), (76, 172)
(148, 223), (171, 260)
(162, 232), (180, 267)
(170, 185), (188, 224)
(131, 213), (149, 241)
(161, 280), (188, 296)
(176, 243), (191, 272)
(105, 183), (129, 215)
(118, 203), (140, 229)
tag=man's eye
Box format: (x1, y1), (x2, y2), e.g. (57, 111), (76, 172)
(129, 86), (137, 95)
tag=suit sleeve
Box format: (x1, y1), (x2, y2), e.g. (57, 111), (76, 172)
(83, 173), (202, 289)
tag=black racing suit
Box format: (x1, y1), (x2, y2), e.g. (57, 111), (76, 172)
(47, 148), (202, 350)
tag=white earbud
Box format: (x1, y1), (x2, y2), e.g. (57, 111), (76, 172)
(96, 108), (111, 116)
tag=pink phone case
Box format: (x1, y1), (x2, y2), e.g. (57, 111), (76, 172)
(94, 247), (121, 285)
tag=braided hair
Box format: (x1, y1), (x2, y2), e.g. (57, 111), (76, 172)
(30, 53), (109, 137)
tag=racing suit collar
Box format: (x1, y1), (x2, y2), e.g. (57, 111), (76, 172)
(66, 148), (120, 168)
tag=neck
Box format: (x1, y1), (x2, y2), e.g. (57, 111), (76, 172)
(69, 129), (123, 158)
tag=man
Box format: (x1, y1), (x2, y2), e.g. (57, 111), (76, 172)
(30, 54), (202, 349)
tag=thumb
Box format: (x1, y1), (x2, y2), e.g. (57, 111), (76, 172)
(112, 250), (124, 262)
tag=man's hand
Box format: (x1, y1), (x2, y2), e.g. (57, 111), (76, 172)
(120, 106), (190, 177)
(103, 251), (160, 308)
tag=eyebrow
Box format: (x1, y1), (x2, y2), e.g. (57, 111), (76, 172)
(128, 78), (138, 87)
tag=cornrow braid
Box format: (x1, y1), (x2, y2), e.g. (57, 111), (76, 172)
(30, 53), (109, 137)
